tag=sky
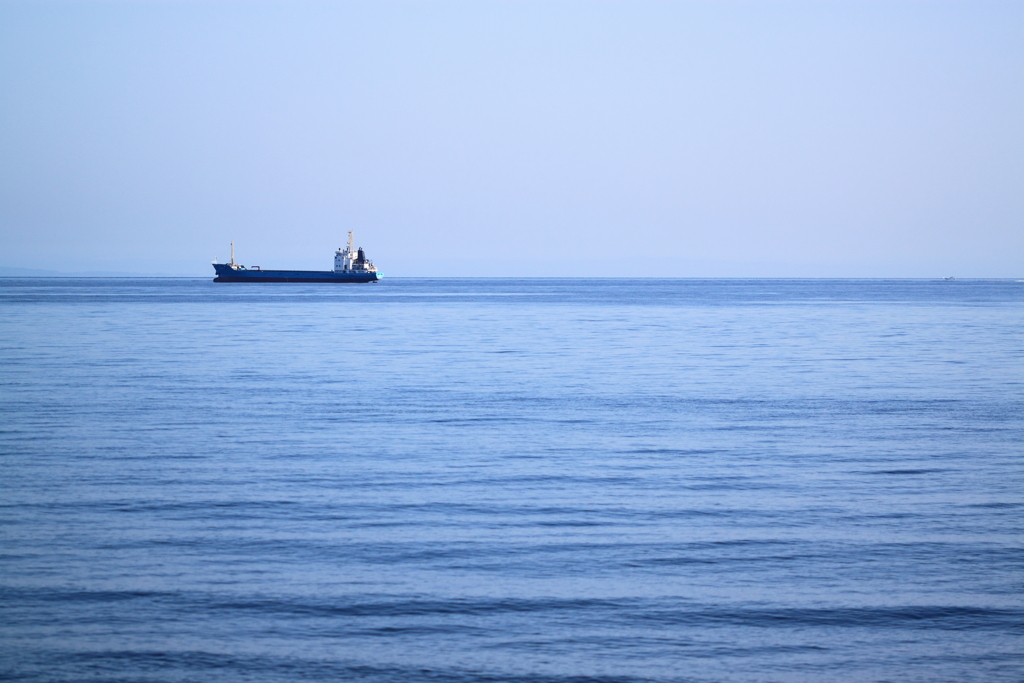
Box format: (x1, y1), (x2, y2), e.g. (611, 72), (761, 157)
(0, 1), (1021, 277)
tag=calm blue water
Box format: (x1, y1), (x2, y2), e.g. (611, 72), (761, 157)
(1, 278), (1022, 683)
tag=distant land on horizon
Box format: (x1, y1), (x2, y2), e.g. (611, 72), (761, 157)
(0, 266), (184, 278)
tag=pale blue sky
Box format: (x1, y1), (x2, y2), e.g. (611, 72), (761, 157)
(1, 1), (1021, 276)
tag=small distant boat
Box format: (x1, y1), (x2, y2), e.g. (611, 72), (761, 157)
(943, 277), (956, 281)
(212, 232), (381, 283)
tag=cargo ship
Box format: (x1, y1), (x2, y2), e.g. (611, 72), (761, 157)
(213, 232), (380, 283)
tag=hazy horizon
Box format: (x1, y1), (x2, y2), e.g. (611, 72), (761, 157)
(1, 1), (1022, 278)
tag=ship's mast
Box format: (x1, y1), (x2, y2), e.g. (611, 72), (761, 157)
(230, 241), (235, 266)
(347, 231), (354, 254)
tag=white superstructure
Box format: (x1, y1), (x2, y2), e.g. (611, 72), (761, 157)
(334, 231), (378, 274)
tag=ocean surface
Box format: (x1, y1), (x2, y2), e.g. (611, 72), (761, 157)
(1, 277), (1022, 683)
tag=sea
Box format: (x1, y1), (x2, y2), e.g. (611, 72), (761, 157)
(0, 277), (1021, 683)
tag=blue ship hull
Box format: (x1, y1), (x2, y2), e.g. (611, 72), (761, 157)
(213, 263), (380, 283)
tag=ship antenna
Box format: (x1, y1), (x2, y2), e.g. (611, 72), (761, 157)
(348, 230), (354, 253)
(230, 241), (235, 266)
